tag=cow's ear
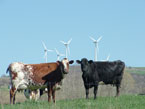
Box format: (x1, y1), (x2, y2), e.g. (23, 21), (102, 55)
(76, 60), (81, 64)
(69, 60), (74, 64)
(57, 61), (61, 65)
(88, 60), (93, 64)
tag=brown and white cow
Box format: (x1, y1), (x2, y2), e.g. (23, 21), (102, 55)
(6, 58), (74, 104)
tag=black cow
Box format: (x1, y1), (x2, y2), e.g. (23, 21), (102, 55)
(76, 58), (125, 99)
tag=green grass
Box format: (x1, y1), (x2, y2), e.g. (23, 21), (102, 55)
(2, 95), (145, 109)
(125, 67), (145, 75)
(0, 86), (9, 91)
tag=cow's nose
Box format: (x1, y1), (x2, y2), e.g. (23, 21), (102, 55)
(64, 69), (69, 74)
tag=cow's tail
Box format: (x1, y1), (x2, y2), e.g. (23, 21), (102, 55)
(6, 65), (10, 74)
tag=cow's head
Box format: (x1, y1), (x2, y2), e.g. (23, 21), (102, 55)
(57, 58), (74, 75)
(76, 58), (93, 72)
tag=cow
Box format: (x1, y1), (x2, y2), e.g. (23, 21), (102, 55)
(6, 58), (74, 104)
(76, 58), (125, 99)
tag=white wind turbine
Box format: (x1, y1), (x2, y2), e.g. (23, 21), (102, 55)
(90, 36), (102, 61)
(106, 54), (110, 61)
(60, 38), (72, 58)
(42, 41), (53, 62)
(101, 54), (110, 61)
(54, 48), (65, 61)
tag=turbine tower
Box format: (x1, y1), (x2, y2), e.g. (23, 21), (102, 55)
(90, 36), (102, 61)
(42, 41), (53, 62)
(60, 38), (72, 58)
(54, 48), (65, 61)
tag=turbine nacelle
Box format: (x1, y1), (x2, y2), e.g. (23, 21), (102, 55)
(90, 36), (102, 43)
(55, 48), (65, 61)
(90, 36), (102, 61)
(60, 38), (72, 58)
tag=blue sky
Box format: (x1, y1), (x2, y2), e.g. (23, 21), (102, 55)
(0, 0), (145, 76)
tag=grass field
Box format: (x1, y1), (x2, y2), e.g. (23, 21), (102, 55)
(0, 67), (145, 109)
(1, 95), (145, 109)
(125, 67), (145, 75)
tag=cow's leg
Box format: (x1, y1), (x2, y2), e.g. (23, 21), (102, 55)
(10, 87), (17, 104)
(10, 89), (12, 104)
(94, 83), (98, 99)
(13, 91), (17, 104)
(52, 88), (56, 103)
(115, 76), (122, 97)
(116, 84), (120, 97)
(47, 87), (52, 102)
(85, 88), (89, 99)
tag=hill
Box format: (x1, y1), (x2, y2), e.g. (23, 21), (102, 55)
(0, 66), (145, 104)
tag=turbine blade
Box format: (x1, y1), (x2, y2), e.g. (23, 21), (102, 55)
(97, 36), (102, 42)
(106, 54), (110, 61)
(42, 41), (48, 50)
(47, 49), (53, 52)
(55, 48), (59, 54)
(90, 36), (96, 42)
(60, 40), (66, 44)
(68, 38), (72, 44)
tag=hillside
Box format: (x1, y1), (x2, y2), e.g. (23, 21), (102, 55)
(125, 67), (145, 75)
(1, 66), (145, 87)
(0, 66), (145, 104)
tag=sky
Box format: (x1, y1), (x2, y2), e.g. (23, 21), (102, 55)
(0, 0), (145, 76)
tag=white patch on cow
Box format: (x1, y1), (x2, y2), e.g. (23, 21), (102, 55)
(45, 88), (48, 92)
(12, 77), (28, 90)
(10, 62), (33, 90)
(18, 71), (25, 80)
(11, 62), (24, 73)
(62, 59), (69, 70)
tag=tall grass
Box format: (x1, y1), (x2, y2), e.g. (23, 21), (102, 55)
(2, 95), (145, 109)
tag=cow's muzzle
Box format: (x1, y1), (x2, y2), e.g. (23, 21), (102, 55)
(63, 69), (69, 74)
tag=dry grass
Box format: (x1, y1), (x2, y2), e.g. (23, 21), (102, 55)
(0, 87), (26, 104)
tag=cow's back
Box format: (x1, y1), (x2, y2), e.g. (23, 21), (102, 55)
(8, 62), (59, 89)
(28, 63), (59, 84)
(94, 60), (125, 84)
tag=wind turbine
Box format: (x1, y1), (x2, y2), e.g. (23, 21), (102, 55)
(90, 36), (102, 61)
(42, 41), (53, 63)
(54, 48), (65, 61)
(60, 38), (72, 58)
(101, 54), (110, 61)
(106, 54), (110, 61)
